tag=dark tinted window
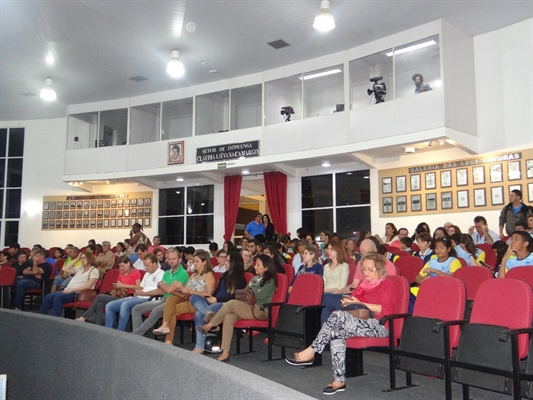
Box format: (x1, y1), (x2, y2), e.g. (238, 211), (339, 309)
(159, 188), (184, 216)
(4, 221), (19, 247)
(336, 206), (371, 237)
(335, 171), (370, 205)
(7, 158), (23, 187)
(0, 129), (6, 157)
(186, 215), (213, 244)
(6, 189), (21, 218)
(187, 185), (214, 214)
(158, 217), (184, 244)
(0, 190), (3, 218)
(301, 175), (333, 209)
(8, 128), (24, 157)
(301, 209), (333, 237)
(0, 159), (5, 186)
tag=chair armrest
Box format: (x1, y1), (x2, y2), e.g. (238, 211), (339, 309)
(295, 305), (325, 314)
(380, 313), (411, 325)
(260, 301), (285, 311)
(148, 295), (163, 301)
(432, 319), (468, 333)
(499, 327), (533, 342)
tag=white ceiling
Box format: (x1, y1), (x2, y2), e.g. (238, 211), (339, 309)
(1, 0), (532, 122)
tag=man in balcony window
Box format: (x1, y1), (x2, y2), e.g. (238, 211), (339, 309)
(412, 73), (432, 94)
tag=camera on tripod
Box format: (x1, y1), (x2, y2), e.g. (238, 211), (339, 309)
(367, 76), (387, 104)
(280, 106), (295, 122)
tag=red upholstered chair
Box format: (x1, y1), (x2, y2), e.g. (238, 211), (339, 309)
(453, 266), (493, 302)
(396, 251), (413, 258)
(411, 243), (420, 253)
(270, 274), (324, 363)
(394, 257), (424, 283)
(449, 279), (533, 400)
(386, 277), (466, 395)
(281, 263), (295, 286)
(0, 266), (16, 308)
(244, 272), (255, 283)
(458, 257), (467, 268)
(505, 266), (533, 288)
(345, 275), (409, 378)
(347, 264), (357, 286)
(23, 263), (57, 310)
(234, 274), (288, 357)
(476, 244), (497, 271)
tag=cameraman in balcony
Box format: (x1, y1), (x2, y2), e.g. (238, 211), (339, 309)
(412, 73), (432, 94)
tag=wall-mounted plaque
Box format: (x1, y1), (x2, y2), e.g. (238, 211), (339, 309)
(474, 188), (486, 207)
(490, 164), (503, 183)
(441, 191), (453, 209)
(396, 196), (407, 213)
(457, 190), (469, 208)
(382, 178), (392, 194)
(491, 186), (504, 205)
(440, 170), (452, 188)
(425, 172), (436, 190)
(426, 193), (437, 210)
(411, 194), (422, 212)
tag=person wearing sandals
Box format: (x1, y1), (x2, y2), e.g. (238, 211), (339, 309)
(286, 252), (396, 395)
(152, 250), (216, 345)
(75, 255), (141, 325)
(197, 254), (277, 362)
(189, 252), (247, 354)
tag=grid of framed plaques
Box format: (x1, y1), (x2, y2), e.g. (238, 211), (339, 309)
(379, 149), (533, 217)
(41, 192), (153, 230)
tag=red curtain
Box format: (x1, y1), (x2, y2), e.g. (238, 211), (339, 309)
(263, 171), (287, 235)
(223, 175), (242, 241)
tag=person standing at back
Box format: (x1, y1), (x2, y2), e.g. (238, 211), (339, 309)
(499, 190), (532, 238)
(244, 212), (265, 240)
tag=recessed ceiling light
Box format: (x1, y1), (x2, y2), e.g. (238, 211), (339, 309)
(241, 169), (250, 175)
(404, 147), (416, 154)
(176, 190), (181, 194)
(363, 176), (370, 179)
(176, 177), (184, 182)
(321, 161), (331, 167)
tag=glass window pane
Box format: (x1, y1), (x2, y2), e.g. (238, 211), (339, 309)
(336, 206), (371, 237)
(230, 84), (262, 130)
(159, 188), (184, 216)
(67, 112), (99, 149)
(395, 35), (440, 99)
(4, 221), (19, 247)
(195, 91), (229, 136)
(265, 74), (302, 125)
(301, 209), (333, 240)
(6, 189), (21, 218)
(99, 109), (128, 147)
(0, 159), (5, 187)
(130, 103), (161, 145)
(7, 158), (23, 187)
(350, 51), (393, 109)
(0, 189), (3, 218)
(8, 128), (24, 157)
(303, 65), (344, 118)
(0, 128), (6, 157)
(186, 185), (214, 214)
(161, 98), (193, 140)
(186, 215), (213, 244)
(301, 175), (332, 209)
(335, 170), (370, 206)
(158, 217), (184, 244)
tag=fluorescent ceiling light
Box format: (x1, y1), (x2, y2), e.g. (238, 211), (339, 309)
(313, 0), (335, 32)
(385, 40), (437, 57)
(176, 177), (184, 182)
(167, 50), (185, 78)
(300, 69), (342, 81)
(321, 161), (331, 167)
(40, 78), (57, 101)
(241, 169), (250, 175)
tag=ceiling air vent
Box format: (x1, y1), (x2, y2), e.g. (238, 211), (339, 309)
(129, 76), (148, 82)
(267, 39), (290, 50)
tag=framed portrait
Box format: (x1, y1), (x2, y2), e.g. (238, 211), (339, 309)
(90, 200), (96, 208)
(130, 218), (136, 225)
(117, 219), (123, 227)
(491, 186), (504, 205)
(63, 211), (68, 219)
(55, 220), (61, 228)
(62, 220), (68, 228)
(56, 202), (62, 210)
(77, 201), (83, 209)
(104, 219), (109, 228)
(98, 200), (103, 208)
(56, 211), (61, 219)
(474, 188), (486, 207)
(50, 202), (56, 210)
(426, 193), (437, 211)
(124, 199), (130, 207)
(411, 194), (422, 212)
(131, 208), (137, 217)
(82, 220), (88, 228)
(144, 218), (150, 227)
(509, 184), (522, 193)
(118, 209), (123, 217)
(49, 221), (54, 229)
(508, 161), (521, 180)
(457, 190), (469, 208)
(527, 160), (533, 179)
(104, 200), (110, 208)
(84, 201), (89, 209)
(490, 164), (503, 183)
(43, 211), (49, 219)
(70, 201), (76, 208)
(111, 200), (117, 208)
(131, 199), (137, 207)
(90, 210), (96, 218)
(529, 183), (533, 203)
(77, 210), (82, 219)
(168, 141), (185, 165)
(97, 210), (103, 218)
(111, 209), (116, 218)
(138, 208), (144, 216)
(382, 197), (393, 213)
(43, 202), (49, 210)
(410, 174), (421, 191)
(76, 220), (82, 228)
(104, 210), (109, 218)
(124, 209), (130, 217)
(90, 220), (96, 229)
(425, 172), (436, 190)
(145, 198), (151, 206)
(50, 211), (55, 219)
(124, 218), (130, 227)
(441, 191), (453, 209)
(440, 170), (452, 188)
(118, 199), (123, 207)
(97, 220), (103, 228)
(138, 199), (144, 207)
(69, 220), (75, 229)
(472, 166), (485, 184)
(396, 176), (406, 192)
(144, 208), (151, 216)
(396, 196), (407, 213)
(42, 221), (48, 229)
(382, 177), (392, 194)
(64, 201), (69, 209)
(111, 219), (116, 227)
(70, 211), (75, 219)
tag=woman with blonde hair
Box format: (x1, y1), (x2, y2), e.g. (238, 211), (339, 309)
(241, 248), (254, 273)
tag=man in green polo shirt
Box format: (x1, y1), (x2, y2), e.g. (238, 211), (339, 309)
(131, 247), (188, 336)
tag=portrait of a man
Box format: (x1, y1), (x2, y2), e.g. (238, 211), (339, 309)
(168, 141), (184, 165)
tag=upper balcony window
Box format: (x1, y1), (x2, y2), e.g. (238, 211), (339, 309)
(130, 103), (161, 145)
(98, 108), (128, 147)
(265, 74), (302, 125)
(195, 90), (229, 136)
(230, 84), (262, 130)
(394, 35), (441, 99)
(67, 112), (98, 149)
(303, 65), (344, 118)
(161, 98), (193, 140)
(350, 50), (393, 109)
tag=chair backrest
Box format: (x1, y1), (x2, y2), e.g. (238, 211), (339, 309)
(395, 265), (402, 276)
(476, 244), (497, 270)
(458, 257), (467, 267)
(347, 264), (357, 285)
(387, 245), (400, 255)
(244, 272), (255, 283)
(414, 277), (466, 347)
(55, 259), (65, 271)
(99, 269), (121, 294)
(505, 266), (533, 288)
(384, 275), (410, 340)
(0, 266), (16, 286)
(281, 263), (295, 286)
(396, 251), (412, 258)
(394, 257), (424, 283)
(270, 274), (288, 325)
(411, 243), (420, 252)
(288, 274), (323, 306)
(453, 266), (493, 300)
(213, 272), (222, 287)
(471, 278), (533, 358)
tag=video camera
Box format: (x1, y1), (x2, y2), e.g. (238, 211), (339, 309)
(367, 76), (387, 104)
(280, 106), (295, 122)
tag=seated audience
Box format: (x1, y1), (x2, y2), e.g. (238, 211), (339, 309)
(290, 245), (323, 292)
(291, 241), (308, 274)
(76, 255), (141, 325)
(389, 227), (408, 248)
(189, 253), (247, 354)
(95, 240), (115, 277)
(153, 248), (168, 271)
(432, 227), (450, 242)
(469, 215), (499, 245)
(239, 237), (249, 251)
(446, 225), (462, 235)
(399, 237), (414, 254)
(498, 231), (533, 278)
(375, 223), (398, 244)
(133, 245), (149, 270)
(212, 250), (228, 273)
(241, 248), (254, 274)
(0, 251), (11, 267)
(197, 254), (277, 362)
(39, 251), (99, 317)
(148, 235), (166, 254)
(491, 240), (508, 275)
(223, 241), (237, 254)
(53, 247), (65, 262)
(51, 246), (81, 292)
(413, 232), (435, 264)
(7, 243), (21, 261)
(414, 237), (461, 289)
(345, 239), (359, 263)
(261, 244), (285, 273)
(12, 249), (52, 310)
(114, 242), (126, 257)
(455, 234), (485, 266)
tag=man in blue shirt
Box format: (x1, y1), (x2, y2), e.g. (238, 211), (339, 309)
(498, 231), (533, 278)
(244, 212), (265, 239)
